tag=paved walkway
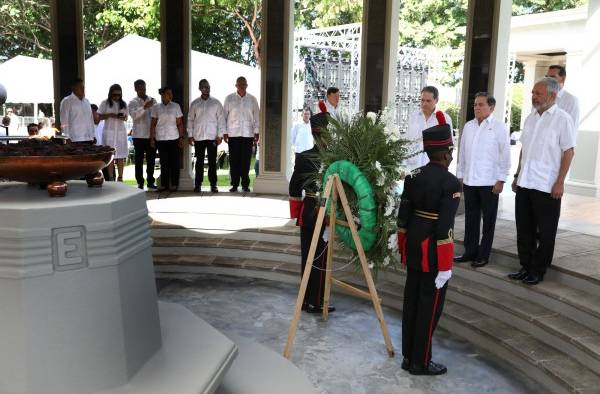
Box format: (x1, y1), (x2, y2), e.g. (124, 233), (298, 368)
(158, 274), (537, 394)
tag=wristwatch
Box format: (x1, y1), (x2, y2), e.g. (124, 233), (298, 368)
(513, 173), (519, 178)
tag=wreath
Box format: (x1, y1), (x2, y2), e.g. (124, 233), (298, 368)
(315, 110), (413, 272)
(323, 160), (377, 252)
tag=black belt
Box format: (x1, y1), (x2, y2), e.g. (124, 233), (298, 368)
(414, 209), (439, 220)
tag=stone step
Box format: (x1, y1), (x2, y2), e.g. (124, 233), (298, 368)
(154, 258), (600, 394)
(152, 233), (600, 335)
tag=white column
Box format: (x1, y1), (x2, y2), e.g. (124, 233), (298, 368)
(520, 59), (537, 129)
(566, 0), (600, 197)
(488, 0), (512, 123)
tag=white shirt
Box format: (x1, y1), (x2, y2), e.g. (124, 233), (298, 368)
(557, 89), (580, 129)
(324, 100), (339, 118)
(151, 101), (183, 141)
(59, 93), (95, 142)
(187, 96), (226, 141)
(94, 120), (105, 145)
(457, 115), (511, 186)
(291, 121), (313, 153)
(404, 109), (453, 171)
(517, 104), (576, 193)
(223, 92), (259, 138)
(98, 99), (128, 134)
(128, 95), (157, 138)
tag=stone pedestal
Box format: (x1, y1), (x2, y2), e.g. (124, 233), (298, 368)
(0, 182), (161, 394)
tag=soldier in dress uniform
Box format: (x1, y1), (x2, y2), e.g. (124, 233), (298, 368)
(289, 112), (335, 314)
(397, 122), (461, 375)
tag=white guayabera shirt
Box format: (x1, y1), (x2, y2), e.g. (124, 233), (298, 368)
(129, 95), (157, 139)
(151, 101), (183, 141)
(291, 121), (313, 153)
(187, 96), (226, 141)
(457, 115), (511, 186)
(223, 92), (259, 138)
(556, 89), (580, 129)
(404, 109), (453, 171)
(517, 104), (576, 193)
(59, 93), (95, 142)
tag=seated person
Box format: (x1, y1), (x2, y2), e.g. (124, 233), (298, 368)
(27, 123), (40, 137)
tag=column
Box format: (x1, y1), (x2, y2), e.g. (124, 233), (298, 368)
(50, 0), (85, 126)
(566, 0), (600, 197)
(160, 0), (193, 190)
(459, 0), (511, 128)
(253, 0), (294, 194)
(519, 59), (537, 128)
(359, 0), (400, 113)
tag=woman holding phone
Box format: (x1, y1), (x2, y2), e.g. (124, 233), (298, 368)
(98, 84), (129, 181)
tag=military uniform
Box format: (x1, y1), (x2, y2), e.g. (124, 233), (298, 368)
(288, 112), (330, 312)
(397, 123), (460, 375)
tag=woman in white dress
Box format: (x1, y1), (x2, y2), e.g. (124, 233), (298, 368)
(98, 84), (129, 181)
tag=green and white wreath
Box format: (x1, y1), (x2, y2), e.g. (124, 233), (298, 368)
(316, 109), (414, 273)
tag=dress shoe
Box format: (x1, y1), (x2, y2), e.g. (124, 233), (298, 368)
(508, 268), (528, 281)
(211, 186), (219, 193)
(305, 304), (335, 314)
(137, 184), (144, 190)
(229, 187), (238, 192)
(401, 358), (410, 371)
(409, 361), (447, 376)
(147, 183), (157, 190)
(242, 187), (251, 193)
(471, 259), (488, 268)
(454, 255), (475, 263)
(193, 186), (201, 193)
(522, 273), (543, 285)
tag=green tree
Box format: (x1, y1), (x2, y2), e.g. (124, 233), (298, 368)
(0, 0), (52, 60)
(295, 0), (361, 29)
(512, 0), (586, 15)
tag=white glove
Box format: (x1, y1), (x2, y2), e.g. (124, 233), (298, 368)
(322, 226), (330, 242)
(435, 270), (452, 289)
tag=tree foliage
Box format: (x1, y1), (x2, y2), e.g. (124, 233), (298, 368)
(295, 0), (361, 29)
(512, 0), (586, 15)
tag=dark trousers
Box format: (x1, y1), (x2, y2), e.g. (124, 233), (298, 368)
(228, 137), (254, 188)
(194, 140), (218, 187)
(463, 184), (499, 260)
(156, 139), (180, 188)
(133, 138), (156, 187)
(300, 197), (327, 308)
(402, 268), (447, 368)
(515, 187), (561, 276)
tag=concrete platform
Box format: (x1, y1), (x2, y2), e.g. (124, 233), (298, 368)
(100, 301), (238, 394)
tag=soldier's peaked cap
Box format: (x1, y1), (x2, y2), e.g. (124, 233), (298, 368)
(422, 123), (453, 153)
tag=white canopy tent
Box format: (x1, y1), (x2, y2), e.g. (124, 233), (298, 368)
(0, 34), (260, 109)
(0, 55), (54, 103)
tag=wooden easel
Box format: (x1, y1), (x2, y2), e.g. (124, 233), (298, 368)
(283, 174), (395, 359)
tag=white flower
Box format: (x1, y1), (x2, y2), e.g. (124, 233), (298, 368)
(375, 161), (382, 172)
(384, 196), (395, 216)
(319, 164), (325, 174)
(366, 112), (377, 122)
(388, 232), (398, 251)
(377, 174), (385, 186)
(368, 262), (374, 269)
(383, 256), (390, 267)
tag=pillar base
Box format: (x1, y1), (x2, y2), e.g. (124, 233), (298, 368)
(565, 180), (600, 197)
(253, 173), (289, 195)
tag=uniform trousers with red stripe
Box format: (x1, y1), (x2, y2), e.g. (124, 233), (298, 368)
(299, 196), (327, 308)
(402, 267), (448, 367)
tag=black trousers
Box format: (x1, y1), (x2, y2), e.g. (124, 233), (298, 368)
(515, 187), (561, 276)
(194, 140), (218, 187)
(463, 184), (499, 260)
(228, 137), (254, 188)
(402, 268), (447, 368)
(300, 197), (327, 308)
(156, 139), (180, 188)
(133, 137), (156, 187)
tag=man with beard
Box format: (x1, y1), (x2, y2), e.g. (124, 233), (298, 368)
(508, 77), (576, 285)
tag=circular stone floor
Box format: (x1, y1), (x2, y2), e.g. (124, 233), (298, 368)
(157, 274), (537, 394)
